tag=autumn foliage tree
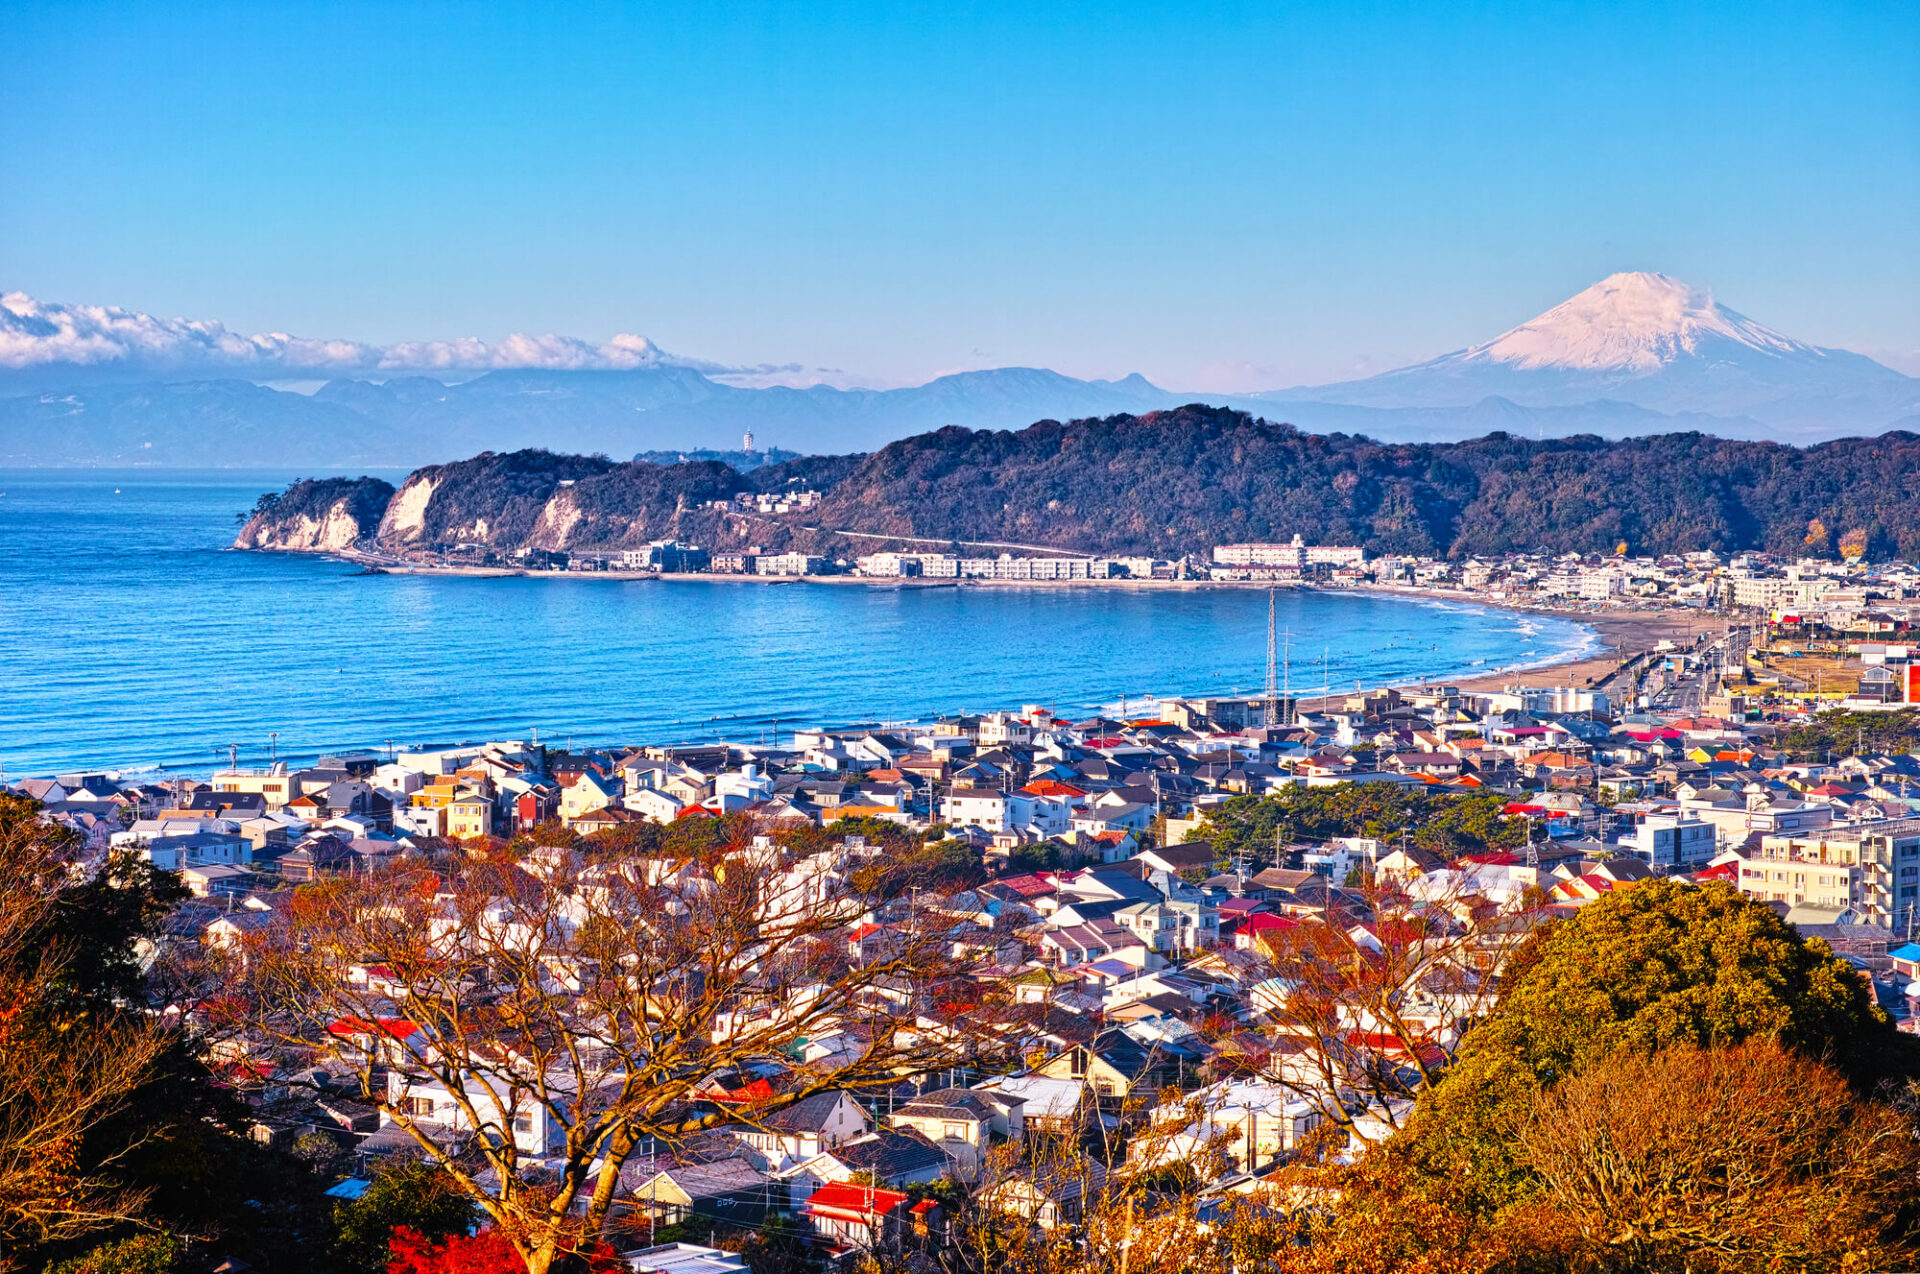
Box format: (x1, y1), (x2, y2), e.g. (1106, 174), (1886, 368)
(387, 1227), (620, 1274)
(0, 795), (179, 1270)
(244, 828), (989, 1274)
(1513, 1040), (1920, 1273)
(1268, 881), (1914, 1273)
(1248, 877), (1542, 1146)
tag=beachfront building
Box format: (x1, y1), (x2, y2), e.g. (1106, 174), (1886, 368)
(1213, 536), (1366, 569)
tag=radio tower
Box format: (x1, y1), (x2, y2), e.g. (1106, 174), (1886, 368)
(1265, 588), (1279, 728)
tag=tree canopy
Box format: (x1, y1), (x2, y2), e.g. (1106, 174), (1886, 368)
(1282, 880), (1915, 1273)
(1464, 879), (1888, 1088)
(1779, 707), (1920, 760)
(331, 1162), (481, 1274)
(1195, 787), (1525, 865)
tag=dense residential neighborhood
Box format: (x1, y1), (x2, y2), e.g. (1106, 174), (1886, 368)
(9, 630), (1920, 1271)
(13, 2), (1918, 1269)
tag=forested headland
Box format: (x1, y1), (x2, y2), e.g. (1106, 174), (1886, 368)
(236, 407), (1920, 561)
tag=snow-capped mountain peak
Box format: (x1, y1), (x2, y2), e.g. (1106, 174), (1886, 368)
(1453, 271), (1819, 374)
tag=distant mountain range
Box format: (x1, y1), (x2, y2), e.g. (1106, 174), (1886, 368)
(1255, 273), (1917, 438)
(5, 273), (1915, 466)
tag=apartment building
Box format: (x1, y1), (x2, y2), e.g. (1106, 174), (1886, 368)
(1745, 818), (1920, 926)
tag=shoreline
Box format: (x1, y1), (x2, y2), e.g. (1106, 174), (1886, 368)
(301, 544), (1726, 706)
(50, 554), (1731, 779)
(1346, 596), (1726, 708)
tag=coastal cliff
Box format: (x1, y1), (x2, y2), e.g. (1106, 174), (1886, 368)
(375, 450), (618, 549)
(233, 477), (395, 551)
(234, 409), (1920, 560)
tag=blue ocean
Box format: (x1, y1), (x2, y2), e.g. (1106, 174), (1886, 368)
(0, 471), (1597, 777)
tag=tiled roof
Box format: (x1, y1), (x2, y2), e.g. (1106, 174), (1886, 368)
(807, 1181), (908, 1218)
(834, 1129), (948, 1180)
(897, 1088), (993, 1121)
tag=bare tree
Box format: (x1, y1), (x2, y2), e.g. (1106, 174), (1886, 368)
(1242, 876), (1541, 1146)
(914, 1074), (1277, 1274)
(244, 832), (991, 1274)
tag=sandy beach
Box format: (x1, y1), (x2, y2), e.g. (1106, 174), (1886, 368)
(1442, 607), (1727, 694)
(1319, 586), (1731, 706)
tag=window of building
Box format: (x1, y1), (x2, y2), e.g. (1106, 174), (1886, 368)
(407, 1096), (437, 1118)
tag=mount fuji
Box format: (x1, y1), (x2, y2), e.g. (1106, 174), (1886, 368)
(1258, 272), (1916, 439)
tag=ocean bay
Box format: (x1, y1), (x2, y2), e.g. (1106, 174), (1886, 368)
(0, 471), (1596, 776)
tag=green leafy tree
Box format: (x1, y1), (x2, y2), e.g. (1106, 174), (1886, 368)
(1482, 879), (1887, 1086)
(331, 1161), (481, 1274)
(111, 1111), (333, 1274)
(715, 1215), (814, 1274)
(1001, 840), (1069, 874)
(1270, 881), (1912, 1273)
(1348, 881), (1897, 1242)
(45, 1233), (184, 1274)
(1196, 786), (1523, 867)
(1780, 708), (1920, 759)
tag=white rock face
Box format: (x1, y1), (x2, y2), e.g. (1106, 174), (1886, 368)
(530, 487), (585, 549)
(235, 497), (367, 551)
(378, 473), (437, 543)
(316, 501), (364, 550)
(1454, 272), (1818, 375)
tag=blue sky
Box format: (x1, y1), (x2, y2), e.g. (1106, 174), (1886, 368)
(3, 1), (1915, 389)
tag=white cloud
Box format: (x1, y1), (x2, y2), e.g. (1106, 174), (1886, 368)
(0, 291), (803, 380)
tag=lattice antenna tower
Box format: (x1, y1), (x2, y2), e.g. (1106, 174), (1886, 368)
(1265, 587), (1279, 727)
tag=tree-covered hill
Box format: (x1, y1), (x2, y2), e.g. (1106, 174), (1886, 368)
(811, 406), (1920, 558)
(237, 408), (1920, 560)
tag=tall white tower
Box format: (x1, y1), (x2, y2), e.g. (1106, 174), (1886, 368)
(742, 430), (755, 453)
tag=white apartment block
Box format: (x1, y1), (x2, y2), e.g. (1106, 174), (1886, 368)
(1213, 535), (1366, 569)
(1747, 819), (1920, 926)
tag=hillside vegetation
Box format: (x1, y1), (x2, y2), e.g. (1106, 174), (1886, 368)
(812, 406), (1920, 558)
(236, 407), (1920, 559)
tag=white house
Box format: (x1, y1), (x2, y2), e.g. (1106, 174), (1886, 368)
(941, 789), (1033, 833)
(727, 1091), (869, 1169)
